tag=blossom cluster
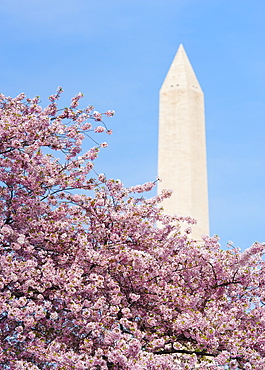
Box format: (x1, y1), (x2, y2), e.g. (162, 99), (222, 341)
(0, 91), (264, 370)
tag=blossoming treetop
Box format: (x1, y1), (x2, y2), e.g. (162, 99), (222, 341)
(0, 90), (264, 369)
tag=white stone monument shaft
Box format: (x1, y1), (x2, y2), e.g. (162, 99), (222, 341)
(158, 44), (209, 239)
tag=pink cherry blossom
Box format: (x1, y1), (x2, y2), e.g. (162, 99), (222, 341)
(94, 126), (105, 133)
(0, 91), (264, 370)
(105, 110), (115, 117)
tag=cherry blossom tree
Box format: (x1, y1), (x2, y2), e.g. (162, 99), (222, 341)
(0, 90), (264, 370)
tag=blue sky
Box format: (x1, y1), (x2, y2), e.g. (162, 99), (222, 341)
(1, 0), (264, 249)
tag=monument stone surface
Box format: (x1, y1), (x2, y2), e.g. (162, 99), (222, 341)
(157, 44), (209, 240)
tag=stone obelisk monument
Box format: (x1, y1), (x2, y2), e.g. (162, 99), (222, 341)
(158, 44), (209, 240)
